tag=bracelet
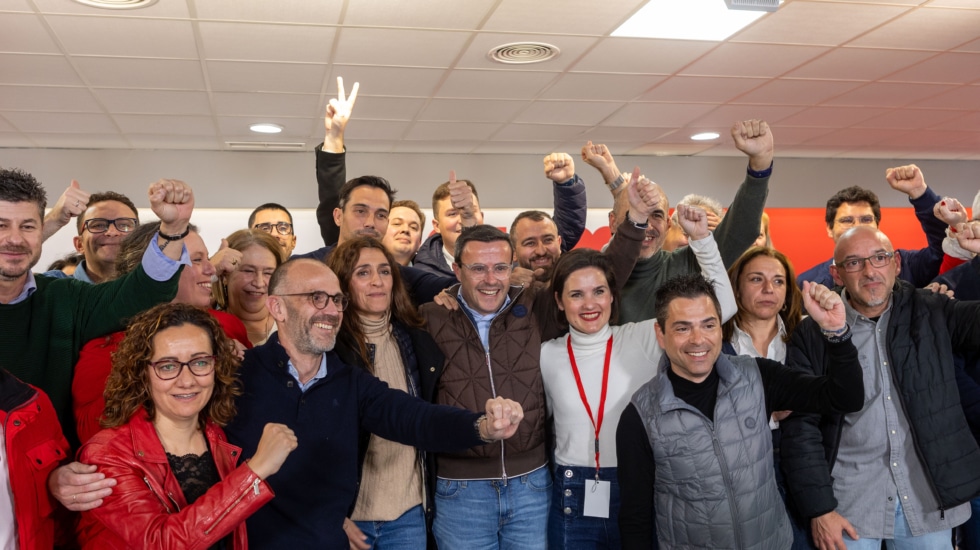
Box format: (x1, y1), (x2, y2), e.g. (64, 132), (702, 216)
(159, 226), (190, 241)
(821, 324), (852, 344)
(608, 173), (625, 191)
(475, 415), (494, 444)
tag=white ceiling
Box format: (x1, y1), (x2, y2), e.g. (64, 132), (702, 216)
(2, 0), (979, 159)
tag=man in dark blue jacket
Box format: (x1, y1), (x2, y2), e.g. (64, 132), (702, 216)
(224, 258), (524, 549)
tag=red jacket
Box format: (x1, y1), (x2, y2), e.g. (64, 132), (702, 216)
(73, 309), (251, 445)
(76, 410), (273, 550)
(0, 368), (71, 550)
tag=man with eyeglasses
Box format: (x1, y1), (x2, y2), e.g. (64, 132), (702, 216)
(222, 258), (526, 548)
(797, 165), (947, 289)
(248, 202), (296, 257)
(781, 225), (980, 549)
(42, 191), (141, 284)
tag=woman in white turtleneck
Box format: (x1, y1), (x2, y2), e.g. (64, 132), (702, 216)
(539, 205), (736, 549)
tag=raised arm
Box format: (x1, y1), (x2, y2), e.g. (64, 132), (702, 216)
(885, 164), (945, 285)
(675, 203), (736, 322)
(42, 179), (90, 242)
(933, 196), (973, 261)
(315, 77), (359, 247)
(543, 152), (587, 251)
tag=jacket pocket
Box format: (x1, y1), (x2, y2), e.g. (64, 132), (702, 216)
(27, 439), (68, 517)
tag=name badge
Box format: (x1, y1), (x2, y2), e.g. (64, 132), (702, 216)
(583, 479), (610, 518)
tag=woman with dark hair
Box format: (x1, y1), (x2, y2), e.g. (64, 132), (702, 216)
(540, 205), (736, 549)
(72, 222), (251, 445)
(326, 236), (443, 549)
(76, 303), (297, 550)
(212, 229), (284, 346)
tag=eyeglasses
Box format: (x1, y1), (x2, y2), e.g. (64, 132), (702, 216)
(82, 218), (139, 234)
(460, 263), (512, 277)
(837, 252), (894, 273)
(835, 215), (876, 227)
(149, 355), (216, 380)
(274, 291), (349, 311)
(253, 222), (293, 235)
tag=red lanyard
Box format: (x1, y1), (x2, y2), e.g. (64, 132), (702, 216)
(566, 334), (613, 479)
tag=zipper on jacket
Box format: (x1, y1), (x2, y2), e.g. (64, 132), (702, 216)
(708, 419), (744, 548)
(204, 478), (262, 535)
(483, 350), (508, 484)
(4, 391), (39, 519)
(143, 477), (175, 513)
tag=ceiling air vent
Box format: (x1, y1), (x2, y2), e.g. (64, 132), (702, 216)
(488, 42), (560, 65)
(226, 142), (307, 150)
(71, 0), (159, 9)
(724, 0), (780, 12)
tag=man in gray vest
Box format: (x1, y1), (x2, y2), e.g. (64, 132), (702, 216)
(616, 273), (865, 549)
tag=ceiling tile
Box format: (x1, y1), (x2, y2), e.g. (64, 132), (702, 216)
(578, 126), (677, 143)
(95, 89), (212, 115)
(113, 115), (217, 136)
(437, 70), (558, 99)
(680, 43), (830, 78)
(627, 143), (717, 155)
(404, 121), (502, 141)
(483, 0), (647, 35)
(853, 108), (965, 129)
(849, 7), (980, 50)
(776, 106), (892, 127)
(764, 126), (836, 145)
(691, 104), (806, 127)
(823, 82), (955, 107)
(193, 0), (342, 25)
(882, 52), (980, 84)
(417, 99), (529, 122)
(573, 38), (717, 74)
(540, 73), (665, 101)
(44, 15), (198, 58)
(601, 103), (717, 128)
(455, 33), (599, 72)
(735, 78), (862, 105)
(393, 140), (482, 153)
(207, 61), (328, 94)
(0, 1), (32, 13)
(786, 47), (932, 81)
(326, 66), (447, 97)
(493, 123), (591, 141)
(873, 129), (977, 148)
(0, 117), (18, 132)
(954, 37), (980, 53)
(217, 116), (315, 137)
(913, 86), (980, 110)
(0, 133), (35, 147)
(25, 133), (129, 148)
(731, 2), (910, 46)
(0, 86), (101, 112)
(472, 141), (563, 154)
(4, 112), (118, 133)
(0, 54), (81, 85)
(333, 28), (472, 67)
(342, 96), (427, 121)
(642, 76), (769, 103)
(128, 135), (222, 150)
(32, 0), (190, 17)
(0, 13), (61, 54)
(199, 22), (336, 63)
(212, 92), (320, 118)
(342, 120), (412, 140)
(344, 0), (495, 29)
(801, 127), (896, 147)
(513, 101), (623, 126)
(73, 57), (205, 89)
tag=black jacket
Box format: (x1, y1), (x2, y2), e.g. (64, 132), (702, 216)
(780, 280), (980, 519)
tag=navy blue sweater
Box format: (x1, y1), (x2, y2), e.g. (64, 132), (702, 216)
(224, 333), (484, 549)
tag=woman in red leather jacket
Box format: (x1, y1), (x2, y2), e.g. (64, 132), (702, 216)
(75, 303), (297, 550)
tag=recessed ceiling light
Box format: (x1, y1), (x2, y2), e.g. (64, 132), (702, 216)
(612, 0), (779, 41)
(71, 0), (159, 9)
(691, 132), (721, 141)
(250, 123), (283, 134)
(488, 42), (560, 64)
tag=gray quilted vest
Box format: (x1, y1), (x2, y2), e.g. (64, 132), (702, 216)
(631, 354), (791, 549)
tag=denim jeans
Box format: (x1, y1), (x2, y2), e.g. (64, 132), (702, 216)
(548, 465), (621, 549)
(432, 466), (551, 550)
(353, 504), (426, 550)
(843, 498), (952, 550)
(956, 497), (980, 549)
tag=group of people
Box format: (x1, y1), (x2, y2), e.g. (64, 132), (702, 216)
(2, 76), (980, 550)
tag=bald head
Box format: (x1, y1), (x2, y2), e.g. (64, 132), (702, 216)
(831, 225), (900, 318)
(833, 226), (893, 264)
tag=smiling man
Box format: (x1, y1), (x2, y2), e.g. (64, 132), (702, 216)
(616, 273), (865, 549)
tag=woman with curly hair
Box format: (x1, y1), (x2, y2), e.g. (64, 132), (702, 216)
(326, 237), (442, 549)
(75, 303), (297, 550)
(212, 229), (284, 346)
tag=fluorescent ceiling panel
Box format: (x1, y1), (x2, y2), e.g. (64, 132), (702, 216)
(613, 0), (768, 41)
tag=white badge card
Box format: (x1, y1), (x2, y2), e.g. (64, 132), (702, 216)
(583, 479), (611, 518)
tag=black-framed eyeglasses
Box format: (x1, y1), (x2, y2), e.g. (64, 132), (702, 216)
(149, 355), (216, 380)
(82, 218), (139, 234)
(274, 291), (349, 311)
(837, 252), (894, 273)
(253, 222), (293, 235)
(460, 262), (512, 277)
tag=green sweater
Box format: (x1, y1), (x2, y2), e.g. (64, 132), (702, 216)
(619, 172), (770, 324)
(0, 265), (179, 445)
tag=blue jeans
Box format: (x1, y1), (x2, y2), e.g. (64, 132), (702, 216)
(956, 497), (980, 549)
(433, 467), (551, 550)
(353, 504), (426, 550)
(844, 498), (952, 549)
(548, 465), (621, 549)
